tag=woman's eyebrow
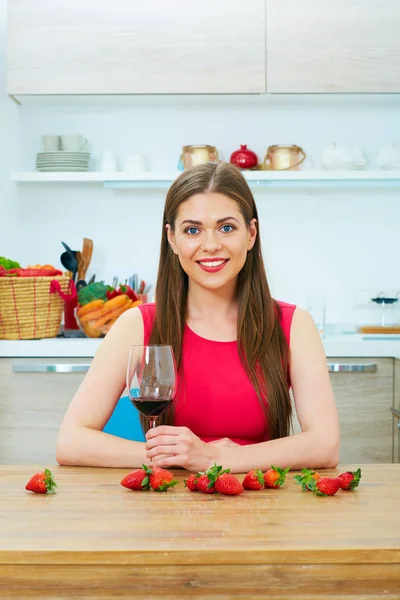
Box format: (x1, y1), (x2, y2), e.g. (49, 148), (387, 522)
(179, 216), (240, 227)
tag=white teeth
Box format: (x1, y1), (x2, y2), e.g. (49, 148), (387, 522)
(199, 260), (225, 267)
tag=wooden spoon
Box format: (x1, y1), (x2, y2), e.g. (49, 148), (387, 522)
(80, 238), (93, 282)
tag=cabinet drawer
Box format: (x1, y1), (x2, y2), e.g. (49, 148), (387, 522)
(291, 358), (394, 464)
(0, 358), (91, 464)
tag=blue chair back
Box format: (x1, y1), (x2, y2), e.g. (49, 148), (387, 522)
(103, 395), (145, 441)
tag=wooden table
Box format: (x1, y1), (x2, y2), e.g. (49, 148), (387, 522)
(0, 464), (399, 599)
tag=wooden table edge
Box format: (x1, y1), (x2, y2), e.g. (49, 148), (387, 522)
(0, 548), (399, 566)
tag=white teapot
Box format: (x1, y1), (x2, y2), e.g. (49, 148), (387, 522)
(321, 143), (367, 169)
(377, 143), (400, 169)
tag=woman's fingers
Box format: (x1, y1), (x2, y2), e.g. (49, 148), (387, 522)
(146, 425), (189, 440)
(146, 445), (178, 460)
(145, 435), (180, 450)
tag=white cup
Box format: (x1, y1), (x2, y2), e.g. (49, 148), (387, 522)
(42, 135), (60, 151)
(123, 153), (146, 173)
(99, 151), (118, 172)
(60, 134), (88, 152)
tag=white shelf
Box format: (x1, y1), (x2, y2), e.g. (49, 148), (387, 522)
(10, 170), (400, 187)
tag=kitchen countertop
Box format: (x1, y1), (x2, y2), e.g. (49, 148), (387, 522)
(0, 334), (399, 358)
(1, 464), (399, 599)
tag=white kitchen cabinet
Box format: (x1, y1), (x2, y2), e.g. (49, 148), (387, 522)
(7, 0), (266, 95)
(0, 358), (91, 464)
(291, 358), (394, 464)
(266, 0), (400, 93)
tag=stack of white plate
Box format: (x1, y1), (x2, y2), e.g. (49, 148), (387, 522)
(36, 151), (90, 172)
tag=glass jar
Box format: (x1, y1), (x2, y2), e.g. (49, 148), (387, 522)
(355, 290), (400, 333)
(180, 145), (219, 170)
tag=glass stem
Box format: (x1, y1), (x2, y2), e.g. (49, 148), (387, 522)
(148, 418), (157, 463)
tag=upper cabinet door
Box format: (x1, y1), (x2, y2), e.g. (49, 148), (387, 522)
(7, 0), (266, 95)
(267, 0), (400, 93)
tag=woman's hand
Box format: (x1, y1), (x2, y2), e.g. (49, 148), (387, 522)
(208, 438), (241, 448)
(145, 426), (220, 472)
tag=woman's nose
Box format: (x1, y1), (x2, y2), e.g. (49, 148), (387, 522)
(201, 231), (222, 252)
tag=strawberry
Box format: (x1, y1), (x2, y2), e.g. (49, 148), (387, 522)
(294, 468), (321, 491)
(184, 473), (199, 491)
(264, 465), (290, 489)
(196, 464), (230, 494)
(338, 468), (362, 491)
(242, 469), (265, 490)
(120, 466), (150, 491)
(144, 465), (178, 492)
(25, 469), (57, 494)
(196, 474), (217, 493)
(215, 473), (244, 496)
(309, 476), (341, 497)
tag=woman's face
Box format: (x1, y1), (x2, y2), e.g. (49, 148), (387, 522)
(166, 192), (257, 292)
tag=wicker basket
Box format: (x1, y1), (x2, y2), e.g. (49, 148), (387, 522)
(0, 276), (71, 340)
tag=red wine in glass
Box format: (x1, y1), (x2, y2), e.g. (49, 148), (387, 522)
(126, 345), (177, 430)
(131, 397), (172, 420)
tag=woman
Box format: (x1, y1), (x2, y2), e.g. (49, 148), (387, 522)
(57, 163), (339, 473)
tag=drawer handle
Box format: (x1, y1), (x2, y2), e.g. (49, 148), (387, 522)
(13, 364), (90, 373)
(327, 363), (377, 373)
(391, 407), (400, 420)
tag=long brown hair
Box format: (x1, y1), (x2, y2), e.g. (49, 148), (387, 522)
(145, 162), (292, 439)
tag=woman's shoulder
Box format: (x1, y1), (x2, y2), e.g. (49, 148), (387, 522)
(274, 299), (297, 343)
(137, 302), (156, 344)
(137, 302), (156, 317)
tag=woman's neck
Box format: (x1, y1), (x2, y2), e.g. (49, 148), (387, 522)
(187, 280), (238, 323)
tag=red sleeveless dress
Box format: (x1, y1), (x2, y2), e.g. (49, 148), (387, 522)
(138, 301), (296, 445)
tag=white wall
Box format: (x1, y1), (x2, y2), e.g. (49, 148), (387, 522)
(1, 1), (400, 325)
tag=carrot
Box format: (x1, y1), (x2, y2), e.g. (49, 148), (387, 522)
(77, 299), (105, 318)
(102, 294), (130, 311)
(94, 299), (133, 329)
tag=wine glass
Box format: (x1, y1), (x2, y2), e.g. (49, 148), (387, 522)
(126, 345), (177, 430)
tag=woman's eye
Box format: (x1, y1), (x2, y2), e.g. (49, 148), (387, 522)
(186, 227), (199, 235)
(221, 224), (234, 233)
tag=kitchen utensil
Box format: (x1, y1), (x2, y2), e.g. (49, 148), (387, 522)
(179, 145), (219, 170)
(112, 276), (118, 288)
(36, 151), (90, 172)
(88, 274), (96, 284)
(60, 134), (88, 152)
(99, 151), (118, 172)
(230, 145), (258, 170)
(42, 135), (60, 151)
(123, 153), (146, 173)
(60, 252), (75, 277)
(79, 238), (93, 282)
(377, 143), (400, 169)
(321, 143), (367, 170)
(261, 145), (306, 171)
(76, 280), (87, 292)
(61, 242), (78, 282)
(355, 290), (400, 332)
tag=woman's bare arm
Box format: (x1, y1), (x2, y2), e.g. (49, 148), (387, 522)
(56, 307), (148, 467)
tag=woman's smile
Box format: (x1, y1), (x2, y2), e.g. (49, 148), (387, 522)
(196, 258), (229, 272)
